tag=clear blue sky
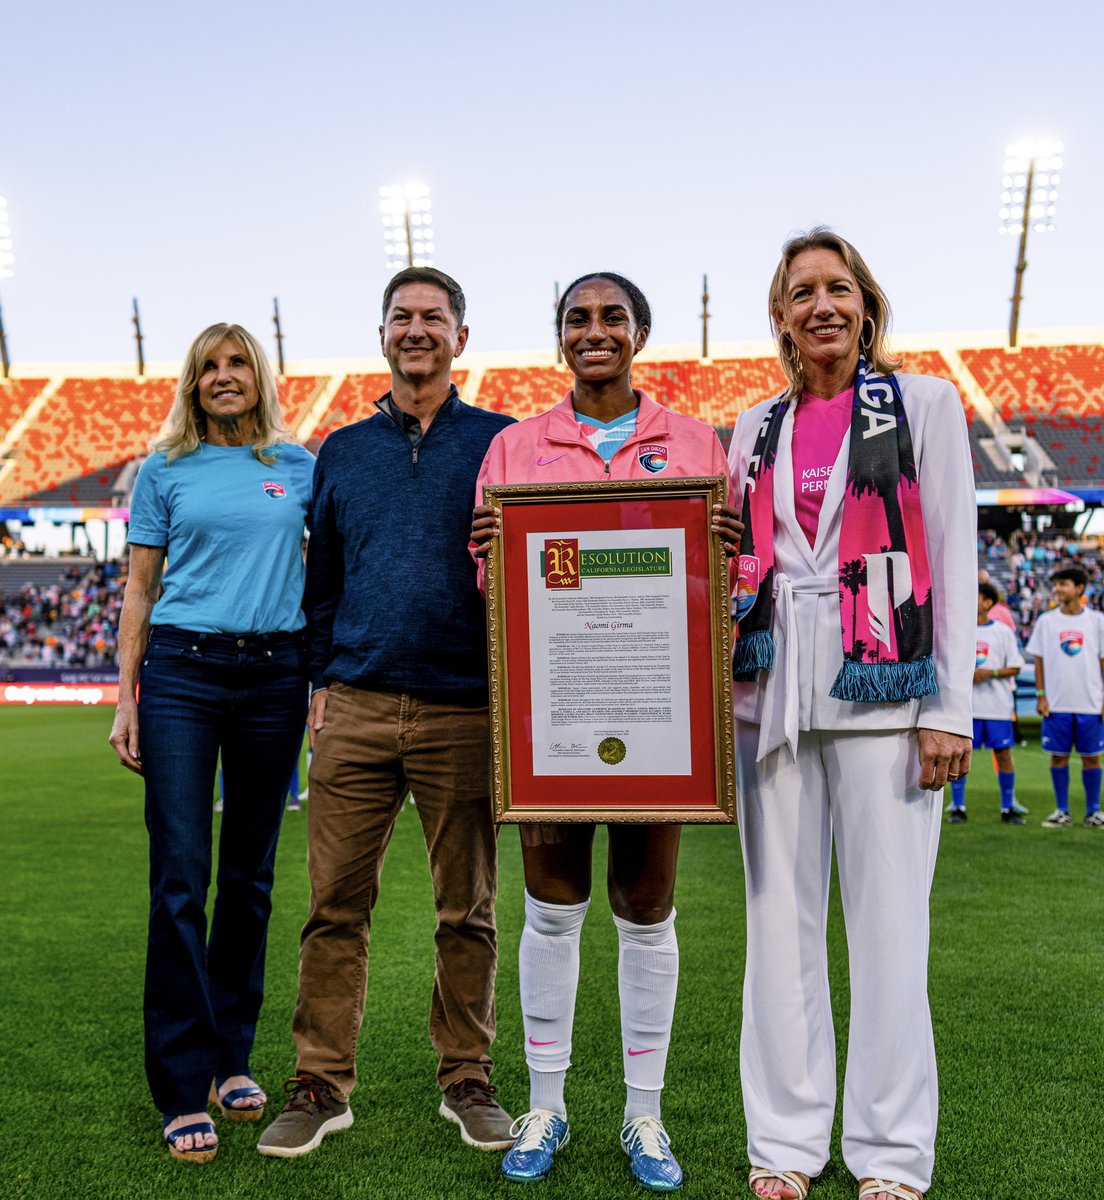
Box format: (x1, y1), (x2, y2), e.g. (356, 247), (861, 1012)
(2, 0), (1101, 365)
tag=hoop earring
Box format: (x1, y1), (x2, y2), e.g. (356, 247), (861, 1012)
(781, 335), (801, 372)
(861, 316), (876, 354)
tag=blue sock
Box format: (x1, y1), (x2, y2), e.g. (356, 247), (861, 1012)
(950, 778), (967, 809)
(1050, 765), (1070, 813)
(998, 771), (1016, 811)
(289, 763), (300, 798)
(1082, 767), (1102, 816)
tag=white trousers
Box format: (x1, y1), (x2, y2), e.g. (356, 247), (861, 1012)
(735, 723), (941, 1192)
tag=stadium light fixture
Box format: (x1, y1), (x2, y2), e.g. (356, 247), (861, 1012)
(379, 182), (435, 273)
(999, 138), (1063, 347)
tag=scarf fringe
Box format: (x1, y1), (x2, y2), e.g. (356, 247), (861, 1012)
(829, 655), (937, 703)
(732, 628), (775, 682)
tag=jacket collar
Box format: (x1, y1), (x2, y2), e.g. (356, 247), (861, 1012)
(543, 389), (669, 449)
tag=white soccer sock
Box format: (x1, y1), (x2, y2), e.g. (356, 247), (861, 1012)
(615, 910), (678, 1123)
(520, 890), (590, 1117)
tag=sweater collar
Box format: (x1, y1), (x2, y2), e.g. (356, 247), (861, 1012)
(376, 383), (461, 432)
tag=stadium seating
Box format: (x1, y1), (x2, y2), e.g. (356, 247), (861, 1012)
(960, 345), (1104, 422)
(1025, 414), (1104, 486)
(307, 370), (470, 450)
(635, 358), (788, 423)
(0, 378), (50, 443)
(23, 461), (131, 505)
(471, 366), (571, 420)
(477, 359), (789, 426)
(278, 375), (329, 436)
(3, 338), (1102, 501)
(0, 556), (96, 593)
(306, 372), (398, 450)
(0, 377), (175, 503)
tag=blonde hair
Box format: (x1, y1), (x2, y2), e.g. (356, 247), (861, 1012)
(768, 227), (902, 400)
(155, 323), (288, 464)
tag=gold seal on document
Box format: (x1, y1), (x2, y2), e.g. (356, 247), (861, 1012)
(597, 737), (627, 765)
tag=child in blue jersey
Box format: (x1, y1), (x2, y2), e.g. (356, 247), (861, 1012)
(947, 582), (1024, 824)
(1025, 566), (1104, 828)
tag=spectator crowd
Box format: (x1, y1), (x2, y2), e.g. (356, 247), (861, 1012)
(0, 561), (123, 667)
(0, 530), (1102, 670)
(977, 529), (1104, 643)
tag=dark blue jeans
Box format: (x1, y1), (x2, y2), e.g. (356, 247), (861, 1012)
(139, 625), (308, 1115)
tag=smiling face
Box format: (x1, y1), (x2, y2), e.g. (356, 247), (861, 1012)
(559, 278), (648, 386)
(379, 282), (468, 388)
(1053, 577), (1084, 609)
(196, 337), (260, 431)
(775, 247), (867, 392)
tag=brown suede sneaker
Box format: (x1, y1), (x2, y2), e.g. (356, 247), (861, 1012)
(438, 1078), (514, 1150)
(257, 1075), (354, 1158)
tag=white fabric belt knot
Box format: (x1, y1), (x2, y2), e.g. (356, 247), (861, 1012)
(757, 572), (837, 763)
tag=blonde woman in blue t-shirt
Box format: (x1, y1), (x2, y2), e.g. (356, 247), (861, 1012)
(109, 323), (314, 1163)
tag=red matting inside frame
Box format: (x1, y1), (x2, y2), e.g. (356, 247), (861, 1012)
(501, 494), (717, 810)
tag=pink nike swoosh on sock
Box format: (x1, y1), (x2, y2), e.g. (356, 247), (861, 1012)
(627, 1047), (657, 1056)
(528, 1037), (558, 1045)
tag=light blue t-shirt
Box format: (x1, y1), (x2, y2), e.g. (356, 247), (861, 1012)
(575, 408), (638, 462)
(128, 442), (315, 633)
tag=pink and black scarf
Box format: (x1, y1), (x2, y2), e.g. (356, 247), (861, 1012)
(732, 358), (936, 703)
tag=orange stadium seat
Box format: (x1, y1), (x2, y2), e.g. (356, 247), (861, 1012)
(6, 344), (1102, 503)
(477, 358), (789, 427)
(960, 345), (1104, 422)
(307, 369), (470, 451)
(0, 378), (50, 442)
(477, 366), (574, 420)
(1, 377), (175, 503)
(634, 359), (785, 424)
(898, 350), (977, 419)
(277, 376), (328, 437)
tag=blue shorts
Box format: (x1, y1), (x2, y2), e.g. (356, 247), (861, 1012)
(1041, 712), (1104, 756)
(972, 718), (1016, 750)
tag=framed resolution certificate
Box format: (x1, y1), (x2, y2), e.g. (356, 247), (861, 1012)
(483, 477), (735, 823)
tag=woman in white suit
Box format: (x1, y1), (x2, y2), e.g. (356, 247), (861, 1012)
(728, 229), (975, 1200)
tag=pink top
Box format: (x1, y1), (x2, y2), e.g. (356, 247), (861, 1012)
(472, 390), (733, 591)
(990, 601), (1016, 631)
(791, 387), (851, 546)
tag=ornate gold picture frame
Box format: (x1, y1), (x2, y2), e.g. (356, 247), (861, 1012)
(483, 477), (735, 823)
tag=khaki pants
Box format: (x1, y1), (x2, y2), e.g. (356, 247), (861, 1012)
(292, 682), (498, 1100)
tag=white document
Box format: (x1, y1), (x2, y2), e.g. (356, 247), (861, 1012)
(526, 526), (691, 776)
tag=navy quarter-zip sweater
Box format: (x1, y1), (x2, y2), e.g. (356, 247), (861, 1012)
(305, 387), (514, 701)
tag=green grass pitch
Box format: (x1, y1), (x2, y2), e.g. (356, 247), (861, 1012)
(3, 707), (1102, 1199)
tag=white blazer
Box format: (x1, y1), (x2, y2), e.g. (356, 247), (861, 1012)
(727, 372), (976, 759)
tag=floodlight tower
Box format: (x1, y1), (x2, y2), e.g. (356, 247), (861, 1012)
(379, 183), (435, 272)
(0, 195), (14, 378)
(999, 139), (1063, 347)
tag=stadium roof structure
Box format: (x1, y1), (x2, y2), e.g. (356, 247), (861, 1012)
(1, 326), (1102, 513)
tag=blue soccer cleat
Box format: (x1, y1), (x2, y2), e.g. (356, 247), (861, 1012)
(501, 1109), (569, 1182)
(621, 1115), (684, 1191)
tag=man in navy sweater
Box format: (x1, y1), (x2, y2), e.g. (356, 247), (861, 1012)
(259, 268), (515, 1159)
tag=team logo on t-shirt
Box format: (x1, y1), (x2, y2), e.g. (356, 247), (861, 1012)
(262, 481), (287, 498)
(976, 640), (990, 668)
(1060, 629), (1084, 656)
(638, 444), (668, 473)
